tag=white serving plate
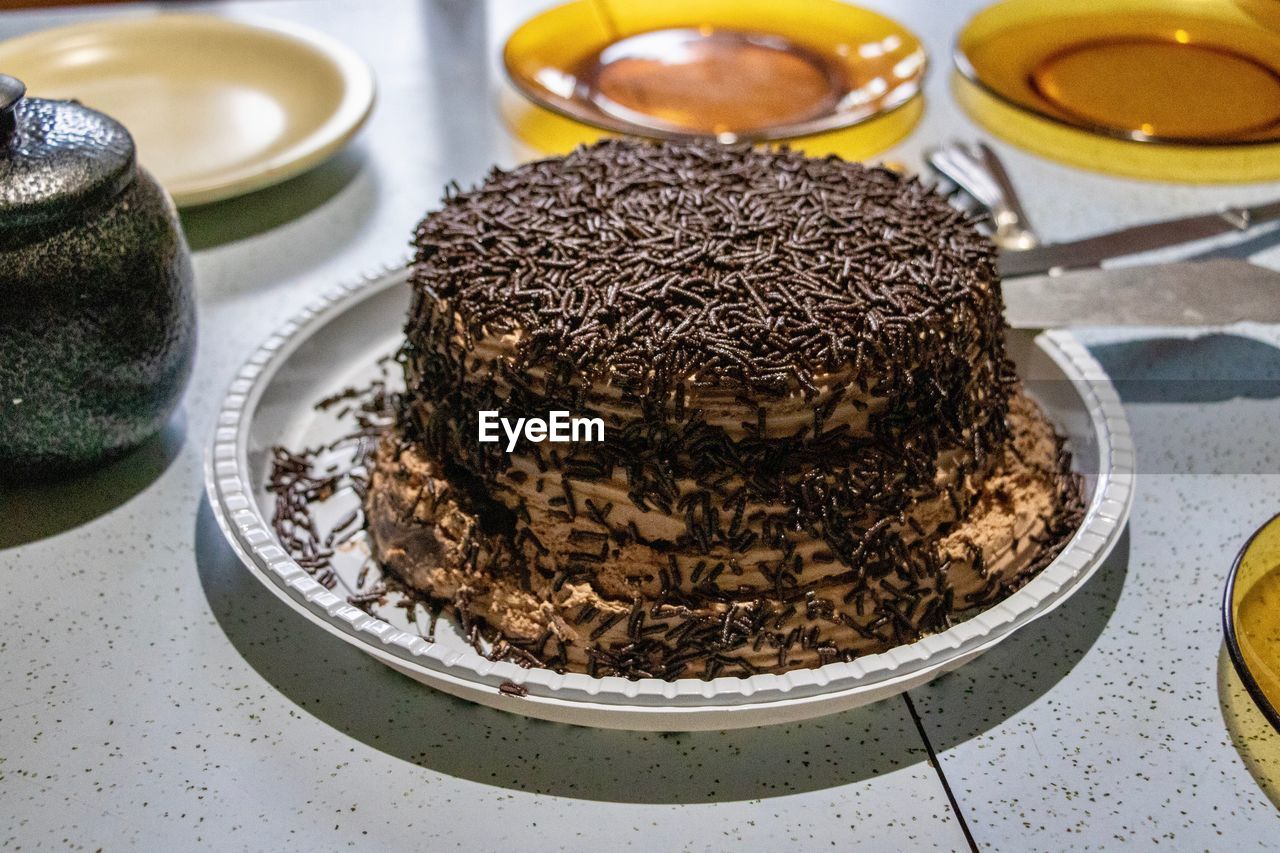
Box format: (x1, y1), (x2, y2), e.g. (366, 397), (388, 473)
(206, 265), (1134, 731)
(0, 14), (375, 207)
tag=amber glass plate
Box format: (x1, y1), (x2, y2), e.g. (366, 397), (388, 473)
(954, 0), (1280, 182)
(1225, 514), (1280, 734)
(500, 83), (924, 162)
(502, 0), (925, 158)
(1235, 0), (1280, 31)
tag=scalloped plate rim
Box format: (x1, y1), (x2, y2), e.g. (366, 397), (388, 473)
(205, 263), (1135, 730)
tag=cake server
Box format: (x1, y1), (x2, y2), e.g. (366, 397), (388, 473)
(1003, 259), (1280, 328)
(999, 199), (1280, 277)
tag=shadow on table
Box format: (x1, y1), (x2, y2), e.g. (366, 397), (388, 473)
(195, 495), (941, 804)
(1089, 333), (1280, 406)
(908, 528), (1130, 751)
(1184, 223), (1280, 263)
(1087, 333), (1280, 476)
(180, 146), (368, 251)
(0, 411), (186, 550)
(179, 147), (377, 304)
(1217, 643), (1280, 811)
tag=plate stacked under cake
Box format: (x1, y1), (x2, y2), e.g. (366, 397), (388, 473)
(364, 139), (1083, 679)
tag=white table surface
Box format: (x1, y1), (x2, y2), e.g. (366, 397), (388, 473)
(2, 0), (1280, 849)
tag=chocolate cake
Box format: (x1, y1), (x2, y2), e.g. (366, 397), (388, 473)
(362, 139), (1084, 679)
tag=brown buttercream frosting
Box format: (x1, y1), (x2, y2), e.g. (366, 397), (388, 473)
(353, 139), (1084, 679)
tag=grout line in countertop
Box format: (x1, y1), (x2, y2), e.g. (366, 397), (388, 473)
(905, 692), (981, 853)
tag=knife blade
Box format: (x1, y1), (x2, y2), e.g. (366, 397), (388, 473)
(1003, 259), (1280, 328)
(998, 200), (1280, 278)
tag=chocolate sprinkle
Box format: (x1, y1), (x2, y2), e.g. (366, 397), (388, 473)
(272, 139), (1087, 682)
(410, 139), (996, 399)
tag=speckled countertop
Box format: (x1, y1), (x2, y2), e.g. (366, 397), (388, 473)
(2, 0), (1279, 849)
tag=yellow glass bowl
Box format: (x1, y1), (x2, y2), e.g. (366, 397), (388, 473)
(1225, 513), (1280, 733)
(954, 0), (1280, 182)
(502, 0), (925, 156)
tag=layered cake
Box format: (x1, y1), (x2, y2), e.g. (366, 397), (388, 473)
(363, 139), (1084, 679)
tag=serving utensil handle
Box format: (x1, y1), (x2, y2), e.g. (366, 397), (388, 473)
(927, 140), (1040, 251)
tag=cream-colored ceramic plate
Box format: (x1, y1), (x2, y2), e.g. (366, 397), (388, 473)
(206, 264), (1134, 731)
(0, 14), (375, 206)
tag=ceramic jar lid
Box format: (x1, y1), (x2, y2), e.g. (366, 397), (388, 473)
(0, 73), (136, 229)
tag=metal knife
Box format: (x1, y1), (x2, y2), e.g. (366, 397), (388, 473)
(998, 200), (1280, 278)
(1004, 259), (1280, 328)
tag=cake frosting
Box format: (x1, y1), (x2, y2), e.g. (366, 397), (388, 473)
(362, 139), (1084, 679)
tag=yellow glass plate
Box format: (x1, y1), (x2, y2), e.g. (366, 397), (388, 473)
(1225, 513), (1280, 734)
(502, 0), (925, 156)
(1235, 0), (1280, 32)
(501, 81), (924, 162)
(954, 0), (1280, 182)
(0, 14), (375, 207)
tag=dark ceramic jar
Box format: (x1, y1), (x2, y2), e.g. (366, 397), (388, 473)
(0, 75), (195, 479)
